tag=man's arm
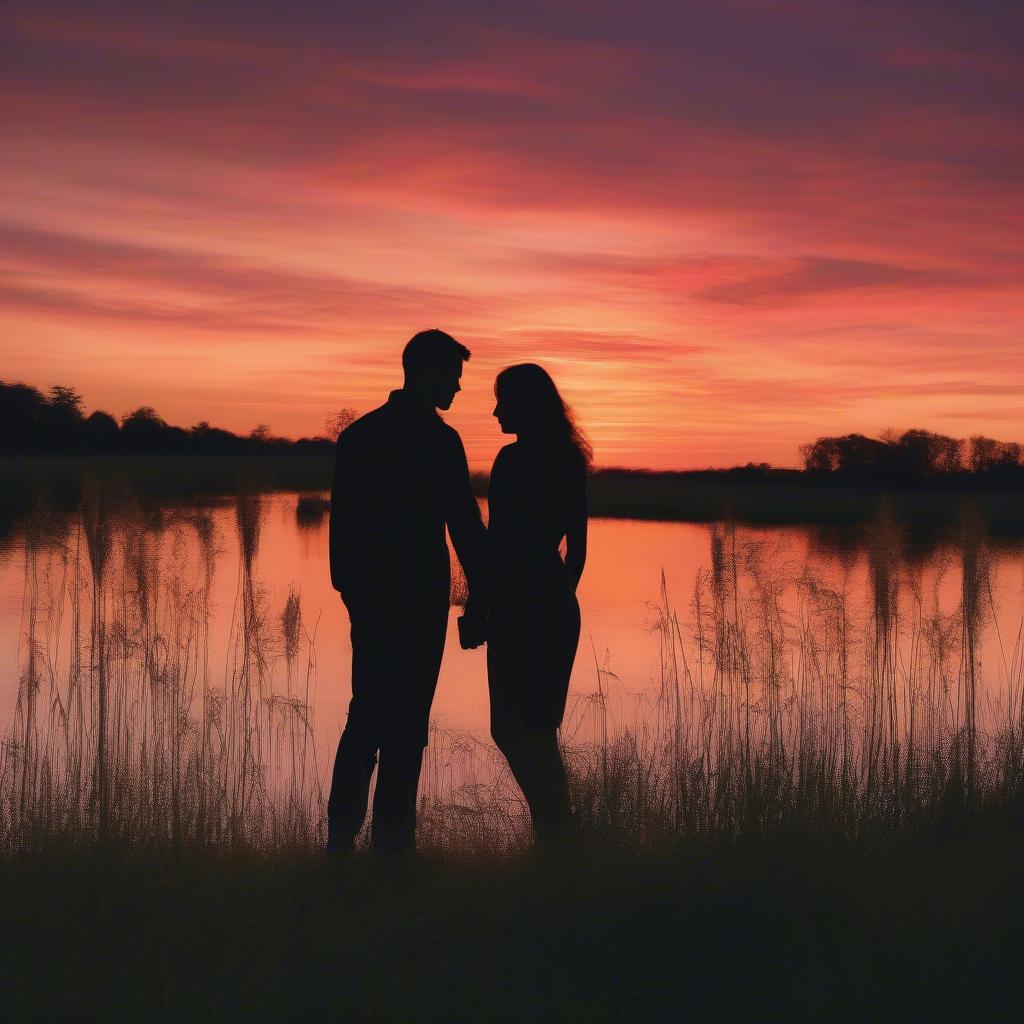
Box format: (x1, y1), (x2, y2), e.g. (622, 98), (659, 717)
(443, 431), (490, 622)
(328, 431), (359, 598)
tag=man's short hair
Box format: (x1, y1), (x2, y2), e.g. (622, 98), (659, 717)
(402, 329), (471, 374)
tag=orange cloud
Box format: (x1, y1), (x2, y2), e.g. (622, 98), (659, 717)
(2, 1), (1022, 469)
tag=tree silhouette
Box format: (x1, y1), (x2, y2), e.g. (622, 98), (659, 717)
(83, 411), (120, 451)
(324, 408), (359, 441)
(0, 380), (340, 456)
(3, 377), (1022, 486)
(802, 428), (1022, 485)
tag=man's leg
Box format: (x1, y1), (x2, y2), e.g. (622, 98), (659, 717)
(363, 598), (446, 853)
(326, 719), (378, 852)
(369, 734), (425, 853)
(326, 611), (385, 852)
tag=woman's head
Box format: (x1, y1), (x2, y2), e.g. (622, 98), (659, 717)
(493, 363), (592, 467)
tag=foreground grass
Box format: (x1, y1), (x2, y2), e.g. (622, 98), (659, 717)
(2, 837), (1022, 1022)
(6, 488), (1024, 1020)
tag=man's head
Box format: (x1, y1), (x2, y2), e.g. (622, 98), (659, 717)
(401, 329), (471, 411)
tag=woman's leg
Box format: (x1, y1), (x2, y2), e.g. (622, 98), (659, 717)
(489, 646), (572, 844)
(492, 723), (571, 844)
(488, 648), (529, 797)
(519, 730), (571, 843)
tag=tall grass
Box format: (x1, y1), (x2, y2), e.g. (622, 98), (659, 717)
(1, 485), (321, 855)
(420, 510), (1024, 854)
(2, 493), (1023, 860)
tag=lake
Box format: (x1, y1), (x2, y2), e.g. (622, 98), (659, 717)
(3, 489), (1023, 841)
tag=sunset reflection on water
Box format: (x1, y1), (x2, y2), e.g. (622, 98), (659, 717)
(2, 492), (1023, 788)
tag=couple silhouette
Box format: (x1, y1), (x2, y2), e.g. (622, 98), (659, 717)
(327, 329), (590, 854)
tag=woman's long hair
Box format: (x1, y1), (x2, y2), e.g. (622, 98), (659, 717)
(495, 363), (593, 469)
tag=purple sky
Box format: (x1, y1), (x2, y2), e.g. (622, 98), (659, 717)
(3, 1), (1022, 467)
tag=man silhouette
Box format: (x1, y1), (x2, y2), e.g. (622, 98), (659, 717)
(327, 329), (487, 853)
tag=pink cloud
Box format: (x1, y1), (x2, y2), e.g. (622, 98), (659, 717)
(1, 1), (1021, 468)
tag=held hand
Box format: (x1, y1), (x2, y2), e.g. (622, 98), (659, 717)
(457, 612), (487, 650)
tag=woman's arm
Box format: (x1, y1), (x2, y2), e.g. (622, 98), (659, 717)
(563, 457), (588, 593)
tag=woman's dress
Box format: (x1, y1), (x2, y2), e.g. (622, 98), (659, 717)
(486, 441), (585, 734)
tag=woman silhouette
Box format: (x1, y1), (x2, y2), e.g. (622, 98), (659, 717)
(486, 364), (590, 845)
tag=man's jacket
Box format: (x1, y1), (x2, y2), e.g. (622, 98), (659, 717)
(329, 389), (487, 619)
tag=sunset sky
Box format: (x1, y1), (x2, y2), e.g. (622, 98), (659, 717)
(2, 1), (1022, 469)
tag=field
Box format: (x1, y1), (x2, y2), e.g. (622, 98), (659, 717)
(3, 837), (1023, 1021)
(3, 479), (1024, 1020)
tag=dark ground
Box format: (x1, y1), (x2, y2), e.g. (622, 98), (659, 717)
(2, 837), (1022, 1022)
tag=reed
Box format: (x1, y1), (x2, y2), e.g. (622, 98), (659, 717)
(0, 481), (321, 856)
(3, 492), (1023, 1024)
(2, 493), (1023, 860)
(419, 510), (1024, 854)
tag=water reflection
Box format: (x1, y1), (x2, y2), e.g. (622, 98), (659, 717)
(2, 491), (1023, 847)
(295, 493), (330, 529)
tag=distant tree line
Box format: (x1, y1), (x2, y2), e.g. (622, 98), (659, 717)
(800, 429), (1024, 487)
(0, 382), (358, 456)
(4, 381), (1021, 490)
